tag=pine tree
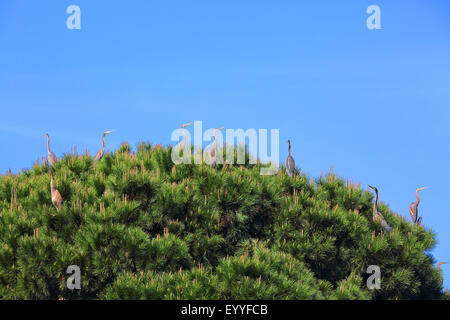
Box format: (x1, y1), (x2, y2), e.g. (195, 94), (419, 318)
(0, 142), (446, 299)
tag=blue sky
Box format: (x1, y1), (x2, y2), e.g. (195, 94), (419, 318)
(1, 1), (449, 289)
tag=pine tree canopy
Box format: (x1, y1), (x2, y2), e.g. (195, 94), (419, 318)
(0, 142), (447, 300)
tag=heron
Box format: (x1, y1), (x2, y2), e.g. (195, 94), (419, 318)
(180, 122), (192, 155)
(50, 173), (63, 211)
(409, 187), (428, 225)
(210, 127), (224, 168)
(368, 185), (393, 232)
(45, 134), (57, 167)
(286, 140), (296, 177)
(438, 262), (448, 278)
(94, 130), (114, 163)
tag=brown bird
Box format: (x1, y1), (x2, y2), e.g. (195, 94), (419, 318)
(50, 173), (63, 211)
(438, 262), (448, 277)
(180, 122), (192, 155)
(438, 262), (448, 282)
(210, 127), (224, 168)
(409, 187), (428, 225)
(45, 134), (57, 167)
(94, 130), (114, 163)
(368, 185), (392, 232)
(286, 140), (296, 177)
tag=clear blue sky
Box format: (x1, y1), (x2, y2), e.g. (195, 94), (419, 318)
(1, 1), (449, 289)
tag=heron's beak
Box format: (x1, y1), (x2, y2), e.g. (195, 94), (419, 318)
(368, 185), (374, 189)
(438, 262), (448, 270)
(217, 127), (225, 130)
(104, 130), (114, 134)
(182, 122), (193, 128)
(417, 187), (428, 191)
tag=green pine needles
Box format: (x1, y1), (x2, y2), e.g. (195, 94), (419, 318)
(0, 142), (446, 299)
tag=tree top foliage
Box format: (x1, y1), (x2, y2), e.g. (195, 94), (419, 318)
(0, 142), (446, 299)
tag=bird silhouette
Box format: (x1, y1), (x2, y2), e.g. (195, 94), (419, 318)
(286, 140), (296, 177)
(94, 130), (114, 163)
(210, 127), (224, 168)
(368, 185), (392, 232)
(50, 173), (63, 211)
(409, 187), (428, 225)
(179, 122), (192, 156)
(438, 262), (448, 272)
(45, 134), (57, 167)
(438, 262), (448, 280)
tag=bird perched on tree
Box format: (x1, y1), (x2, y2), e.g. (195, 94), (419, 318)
(210, 127), (224, 168)
(94, 130), (114, 163)
(409, 187), (428, 225)
(180, 122), (192, 155)
(438, 262), (448, 278)
(286, 140), (296, 177)
(50, 173), (63, 211)
(368, 185), (392, 232)
(45, 134), (57, 167)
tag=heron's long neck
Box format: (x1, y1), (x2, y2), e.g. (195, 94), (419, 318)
(415, 189), (420, 206)
(182, 128), (186, 146)
(213, 134), (217, 150)
(47, 136), (51, 153)
(288, 142), (291, 154)
(373, 191), (378, 216)
(50, 176), (55, 191)
(102, 134), (106, 153)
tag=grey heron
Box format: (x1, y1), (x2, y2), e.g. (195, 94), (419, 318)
(286, 140), (296, 177)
